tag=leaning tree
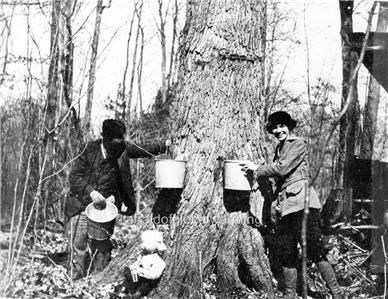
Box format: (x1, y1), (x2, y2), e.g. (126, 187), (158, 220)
(97, 0), (275, 297)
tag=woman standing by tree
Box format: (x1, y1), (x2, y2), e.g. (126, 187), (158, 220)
(241, 111), (342, 299)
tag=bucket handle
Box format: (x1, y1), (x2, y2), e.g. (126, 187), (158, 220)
(165, 141), (170, 159)
(127, 138), (174, 159)
(163, 136), (175, 159)
(126, 140), (157, 157)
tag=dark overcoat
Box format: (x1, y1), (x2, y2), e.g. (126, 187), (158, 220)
(65, 139), (166, 219)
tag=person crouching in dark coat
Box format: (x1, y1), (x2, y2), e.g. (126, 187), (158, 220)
(241, 111), (342, 298)
(65, 119), (171, 280)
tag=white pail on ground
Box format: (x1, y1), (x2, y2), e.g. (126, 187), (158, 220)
(224, 160), (252, 191)
(155, 159), (186, 188)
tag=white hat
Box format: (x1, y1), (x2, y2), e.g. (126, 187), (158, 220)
(85, 201), (118, 223)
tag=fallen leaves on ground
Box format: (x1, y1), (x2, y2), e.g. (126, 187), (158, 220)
(0, 211), (387, 298)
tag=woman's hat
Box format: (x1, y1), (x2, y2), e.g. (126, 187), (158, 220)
(266, 111), (297, 133)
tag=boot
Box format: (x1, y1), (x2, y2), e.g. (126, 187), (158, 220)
(283, 267), (297, 299)
(317, 260), (342, 299)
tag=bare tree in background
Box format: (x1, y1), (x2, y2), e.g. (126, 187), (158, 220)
(134, 21), (145, 215)
(46, 0), (61, 138)
(2, 0), (70, 285)
(156, 0), (167, 103)
(0, 2), (15, 87)
(46, 0), (77, 134)
(118, 1), (138, 121)
(0, 0), (15, 232)
(84, 0), (109, 135)
(136, 21), (145, 118)
(167, 0), (179, 90)
(126, 0), (143, 124)
(360, 2), (388, 159)
(155, 0), (181, 103)
(339, 0), (359, 220)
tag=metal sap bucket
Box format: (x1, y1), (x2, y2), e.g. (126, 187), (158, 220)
(224, 160), (252, 191)
(155, 159), (186, 188)
(85, 201), (118, 240)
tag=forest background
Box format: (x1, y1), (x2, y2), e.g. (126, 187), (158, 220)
(0, 0), (388, 298)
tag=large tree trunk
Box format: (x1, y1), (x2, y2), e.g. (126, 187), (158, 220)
(154, 1), (273, 297)
(97, 1), (274, 297)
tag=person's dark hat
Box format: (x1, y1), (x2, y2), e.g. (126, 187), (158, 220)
(266, 111), (297, 133)
(102, 119), (126, 139)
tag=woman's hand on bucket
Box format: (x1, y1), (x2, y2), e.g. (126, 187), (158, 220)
(240, 161), (259, 172)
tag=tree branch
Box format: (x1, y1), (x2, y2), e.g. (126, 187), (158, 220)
(310, 2), (377, 185)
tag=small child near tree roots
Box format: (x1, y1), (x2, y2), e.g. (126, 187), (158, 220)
(114, 230), (167, 299)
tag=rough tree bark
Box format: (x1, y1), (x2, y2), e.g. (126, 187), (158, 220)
(360, 2), (388, 159)
(154, 0), (274, 297)
(96, 1), (274, 298)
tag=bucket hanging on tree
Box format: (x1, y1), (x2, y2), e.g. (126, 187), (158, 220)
(224, 160), (252, 191)
(155, 159), (186, 188)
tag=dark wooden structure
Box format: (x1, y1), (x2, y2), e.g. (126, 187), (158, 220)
(351, 157), (388, 272)
(350, 32), (388, 93)
(339, 0), (388, 274)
